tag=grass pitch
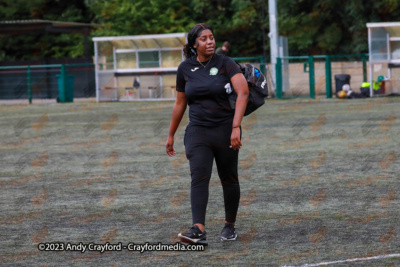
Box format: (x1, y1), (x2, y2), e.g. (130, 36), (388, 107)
(0, 97), (399, 266)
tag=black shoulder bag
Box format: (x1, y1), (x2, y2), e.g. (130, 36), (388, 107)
(227, 63), (268, 116)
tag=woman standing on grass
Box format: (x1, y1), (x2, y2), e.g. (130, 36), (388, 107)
(166, 23), (249, 245)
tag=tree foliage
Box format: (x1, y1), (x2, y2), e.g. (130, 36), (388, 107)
(88, 0), (193, 36)
(1, 0), (400, 61)
(0, 0), (93, 60)
(278, 0), (400, 55)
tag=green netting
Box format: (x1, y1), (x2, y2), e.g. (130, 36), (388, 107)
(276, 54), (369, 99)
(0, 64), (95, 102)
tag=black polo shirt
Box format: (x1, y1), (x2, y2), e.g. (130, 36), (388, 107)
(176, 54), (241, 126)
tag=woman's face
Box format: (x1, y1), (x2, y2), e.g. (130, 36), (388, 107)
(193, 29), (215, 58)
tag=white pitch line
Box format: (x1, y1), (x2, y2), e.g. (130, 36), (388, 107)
(283, 253), (400, 267)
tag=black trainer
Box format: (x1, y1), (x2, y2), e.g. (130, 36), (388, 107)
(178, 225), (208, 245)
(221, 223), (238, 241)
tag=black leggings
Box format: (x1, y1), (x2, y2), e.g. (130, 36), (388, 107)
(184, 122), (241, 226)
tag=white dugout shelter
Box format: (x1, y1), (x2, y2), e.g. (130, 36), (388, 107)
(93, 33), (186, 102)
(367, 22), (400, 96)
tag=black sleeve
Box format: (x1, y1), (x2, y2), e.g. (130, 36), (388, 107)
(176, 64), (186, 92)
(224, 56), (241, 79)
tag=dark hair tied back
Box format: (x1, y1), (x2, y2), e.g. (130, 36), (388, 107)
(183, 23), (214, 59)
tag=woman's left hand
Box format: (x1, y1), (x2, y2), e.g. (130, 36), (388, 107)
(230, 127), (242, 150)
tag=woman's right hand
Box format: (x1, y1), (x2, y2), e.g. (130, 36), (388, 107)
(166, 92), (187, 157)
(166, 136), (176, 157)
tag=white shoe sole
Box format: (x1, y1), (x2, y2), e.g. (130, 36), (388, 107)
(221, 233), (238, 241)
(178, 233), (208, 245)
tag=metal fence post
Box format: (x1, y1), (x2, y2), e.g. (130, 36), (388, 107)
(325, 55), (332, 98)
(362, 54), (367, 82)
(275, 57), (282, 99)
(60, 64), (67, 103)
(259, 56), (266, 75)
(27, 65), (32, 104)
(308, 56), (315, 99)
